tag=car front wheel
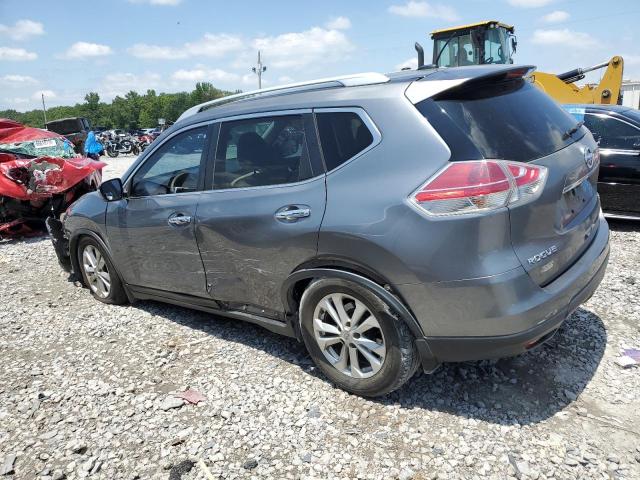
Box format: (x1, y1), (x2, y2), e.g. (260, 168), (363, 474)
(299, 278), (419, 397)
(77, 237), (127, 305)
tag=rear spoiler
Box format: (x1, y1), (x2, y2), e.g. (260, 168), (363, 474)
(405, 65), (535, 104)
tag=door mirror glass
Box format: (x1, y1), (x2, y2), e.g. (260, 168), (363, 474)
(100, 178), (123, 201)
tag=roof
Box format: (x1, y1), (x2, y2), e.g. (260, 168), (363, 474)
(430, 21), (514, 37)
(563, 103), (634, 113)
(174, 64), (535, 130)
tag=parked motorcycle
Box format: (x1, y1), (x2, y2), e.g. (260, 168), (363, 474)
(105, 136), (140, 157)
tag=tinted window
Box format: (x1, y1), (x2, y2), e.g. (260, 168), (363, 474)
(316, 112), (374, 171)
(584, 114), (640, 150)
(131, 127), (206, 197)
(417, 79), (580, 162)
(214, 115), (312, 189)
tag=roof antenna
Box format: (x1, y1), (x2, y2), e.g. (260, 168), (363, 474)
(415, 42), (424, 69)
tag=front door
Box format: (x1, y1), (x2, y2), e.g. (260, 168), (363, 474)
(196, 112), (326, 315)
(106, 125), (211, 295)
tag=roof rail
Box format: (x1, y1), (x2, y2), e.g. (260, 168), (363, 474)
(176, 72), (390, 122)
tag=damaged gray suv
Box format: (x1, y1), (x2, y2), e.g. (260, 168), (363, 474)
(49, 65), (610, 397)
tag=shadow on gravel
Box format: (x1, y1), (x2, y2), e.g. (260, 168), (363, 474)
(381, 307), (606, 426)
(607, 218), (640, 232)
(139, 299), (605, 426)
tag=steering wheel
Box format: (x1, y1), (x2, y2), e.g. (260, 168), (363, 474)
(168, 171), (190, 193)
(230, 169), (260, 187)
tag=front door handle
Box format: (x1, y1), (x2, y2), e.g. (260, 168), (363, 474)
(275, 205), (311, 223)
(168, 213), (192, 227)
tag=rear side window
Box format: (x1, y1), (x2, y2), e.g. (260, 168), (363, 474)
(584, 114), (640, 150)
(316, 112), (374, 171)
(417, 79), (580, 162)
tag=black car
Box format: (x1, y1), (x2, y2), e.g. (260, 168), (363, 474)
(45, 117), (91, 154)
(564, 104), (640, 219)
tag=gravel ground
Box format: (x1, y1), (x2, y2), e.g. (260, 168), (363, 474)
(0, 155), (639, 479)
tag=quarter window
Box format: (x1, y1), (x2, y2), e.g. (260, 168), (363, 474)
(214, 115), (312, 189)
(131, 127), (207, 197)
(315, 112), (374, 171)
(584, 114), (640, 150)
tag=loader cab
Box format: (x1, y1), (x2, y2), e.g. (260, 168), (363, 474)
(431, 21), (516, 68)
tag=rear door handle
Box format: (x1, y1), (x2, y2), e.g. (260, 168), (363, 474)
(167, 213), (192, 227)
(275, 205), (311, 223)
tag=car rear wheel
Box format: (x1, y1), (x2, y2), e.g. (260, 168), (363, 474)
(77, 237), (127, 305)
(299, 278), (419, 397)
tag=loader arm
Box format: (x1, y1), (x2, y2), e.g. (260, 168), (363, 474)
(531, 56), (624, 105)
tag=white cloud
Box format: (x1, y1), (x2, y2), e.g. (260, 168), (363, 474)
(129, 33), (243, 60)
(541, 10), (569, 23)
(1, 74), (38, 85)
(32, 89), (56, 100)
(325, 16), (351, 30)
(532, 29), (597, 49)
(0, 19), (44, 41)
(388, 1), (459, 21)
(128, 0), (181, 4)
(508, 0), (553, 7)
(101, 72), (162, 97)
(252, 27), (354, 69)
(395, 57), (418, 71)
(64, 41), (113, 59)
(0, 47), (37, 61)
(277, 75), (294, 84)
(171, 67), (239, 83)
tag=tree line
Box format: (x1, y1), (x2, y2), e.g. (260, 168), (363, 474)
(0, 82), (237, 130)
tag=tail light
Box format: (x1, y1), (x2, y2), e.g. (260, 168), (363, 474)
(410, 160), (547, 216)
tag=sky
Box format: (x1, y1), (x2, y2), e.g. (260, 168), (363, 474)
(1, 0), (640, 112)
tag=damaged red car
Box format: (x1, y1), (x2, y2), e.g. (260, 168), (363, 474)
(0, 119), (105, 238)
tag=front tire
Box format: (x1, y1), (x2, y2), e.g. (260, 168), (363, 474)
(106, 146), (119, 158)
(299, 278), (419, 397)
(77, 237), (127, 305)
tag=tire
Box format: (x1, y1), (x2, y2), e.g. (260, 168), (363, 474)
(299, 278), (419, 397)
(77, 236), (128, 305)
(106, 146), (119, 158)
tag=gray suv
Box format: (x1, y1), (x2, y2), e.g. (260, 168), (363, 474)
(49, 65), (610, 397)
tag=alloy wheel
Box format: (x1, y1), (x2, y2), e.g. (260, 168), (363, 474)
(82, 245), (111, 298)
(312, 293), (386, 378)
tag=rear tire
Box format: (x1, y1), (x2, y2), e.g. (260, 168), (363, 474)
(77, 237), (127, 305)
(299, 278), (419, 397)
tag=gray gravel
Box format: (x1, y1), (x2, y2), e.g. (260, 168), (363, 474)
(0, 156), (639, 479)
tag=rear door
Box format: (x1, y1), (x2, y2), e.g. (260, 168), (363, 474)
(583, 112), (640, 215)
(420, 78), (602, 286)
(195, 111), (326, 316)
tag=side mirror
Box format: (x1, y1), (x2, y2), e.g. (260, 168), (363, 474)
(99, 178), (123, 201)
(511, 36), (518, 54)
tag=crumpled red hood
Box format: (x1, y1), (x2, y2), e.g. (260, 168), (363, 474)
(0, 118), (66, 144)
(0, 153), (105, 200)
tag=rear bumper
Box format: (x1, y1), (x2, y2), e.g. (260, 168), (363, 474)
(398, 215), (610, 364)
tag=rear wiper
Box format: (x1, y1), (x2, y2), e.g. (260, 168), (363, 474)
(562, 121), (584, 140)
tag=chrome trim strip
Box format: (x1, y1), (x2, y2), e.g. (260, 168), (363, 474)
(600, 148), (640, 156)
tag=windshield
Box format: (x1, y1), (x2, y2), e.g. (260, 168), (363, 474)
(484, 27), (509, 64)
(417, 79), (582, 162)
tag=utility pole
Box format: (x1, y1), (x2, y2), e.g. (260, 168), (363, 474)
(251, 50), (267, 89)
(41, 93), (48, 126)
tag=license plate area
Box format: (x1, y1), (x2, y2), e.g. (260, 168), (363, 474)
(560, 179), (594, 227)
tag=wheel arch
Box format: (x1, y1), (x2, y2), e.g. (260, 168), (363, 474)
(70, 229), (134, 302)
(282, 260), (423, 339)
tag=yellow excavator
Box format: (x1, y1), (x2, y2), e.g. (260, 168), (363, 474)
(421, 20), (624, 104)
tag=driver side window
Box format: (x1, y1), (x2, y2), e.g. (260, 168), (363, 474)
(131, 126), (207, 197)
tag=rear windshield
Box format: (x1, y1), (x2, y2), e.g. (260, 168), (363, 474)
(416, 79), (581, 162)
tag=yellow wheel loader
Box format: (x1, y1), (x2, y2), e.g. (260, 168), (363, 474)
(420, 20), (623, 105)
